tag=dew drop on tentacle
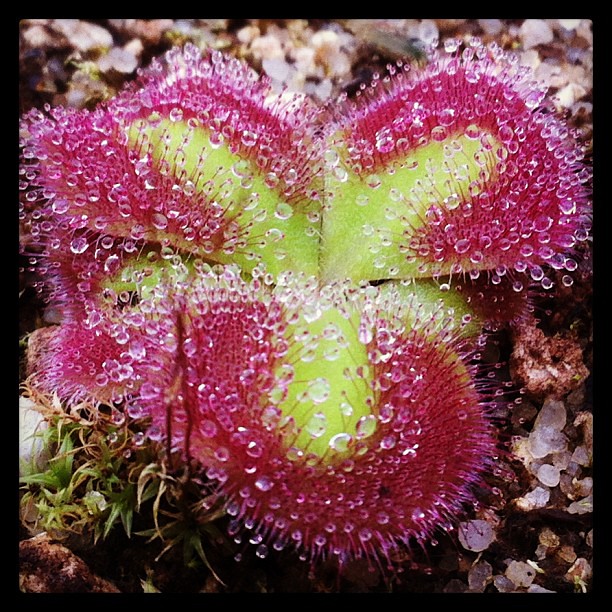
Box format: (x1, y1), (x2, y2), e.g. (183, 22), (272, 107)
(70, 236), (89, 254)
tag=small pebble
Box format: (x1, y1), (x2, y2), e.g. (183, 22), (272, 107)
(478, 19), (503, 36)
(576, 20), (593, 46)
(250, 34), (285, 60)
(568, 495), (592, 515)
(22, 23), (63, 49)
(564, 461), (582, 478)
(528, 584), (556, 593)
(556, 545), (577, 564)
(515, 486), (550, 511)
(237, 25), (260, 45)
(574, 412), (593, 458)
(493, 574), (516, 593)
(505, 560), (536, 588)
(415, 19), (439, 46)
(291, 45), (317, 75)
(124, 38), (144, 58)
(557, 19), (582, 31)
(311, 29), (340, 51)
(262, 57), (291, 82)
(52, 19), (113, 52)
(457, 519), (496, 552)
(534, 398), (566, 431)
(574, 476), (593, 497)
(19, 397), (49, 475)
(528, 426), (568, 458)
(519, 19), (554, 49)
(98, 47), (139, 74)
(124, 19), (174, 44)
(436, 19), (467, 32)
(510, 435), (533, 466)
(554, 83), (588, 109)
(468, 560), (492, 592)
(565, 557), (592, 591)
(527, 400), (569, 458)
(519, 49), (542, 71)
(561, 473), (592, 500)
(534, 544), (547, 560)
(552, 450), (571, 470)
(537, 463), (561, 487)
(538, 527), (560, 548)
(311, 29), (351, 77)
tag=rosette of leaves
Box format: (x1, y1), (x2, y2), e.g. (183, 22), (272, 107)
(19, 38), (590, 571)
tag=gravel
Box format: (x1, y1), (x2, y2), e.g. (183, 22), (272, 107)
(458, 519), (497, 553)
(519, 19), (554, 49)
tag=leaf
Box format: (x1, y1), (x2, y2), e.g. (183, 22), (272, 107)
(187, 531), (226, 587)
(136, 462), (164, 510)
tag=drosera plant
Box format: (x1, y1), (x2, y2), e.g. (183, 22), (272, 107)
(19, 36), (591, 581)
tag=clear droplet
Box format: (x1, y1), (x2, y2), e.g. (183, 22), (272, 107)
(366, 174), (382, 189)
(375, 127), (395, 153)
(465, 124), (481, 140)
(51, 199), (69, 214)
(70, 236), (89, 254)
(412, 508), (426, 522)
(444, 193), (461, 210)
(431, 126), (448, 142)
(380, 435), (396, 450)
(307, 378), (331, 404)
(355, 415), (377, 439)
(498, 124), (514, 143)
(438, 108), (456, 127)
(169, 107), (183, 122)
(152, 212), (168, 230)
(265, 172), (280, 189)
(274, 202), (293, 220)
(241, 130), (258, 147)
(454, 238), (471, 254)
(358, 528), (372, 542)
(255, 476), (274, 492)
(444, 38), (460, 53)
(329, 433), (352, 453)
(255, 543), (268, 559)
(305, 413), (327, 438)
(104, 254), (121, 274)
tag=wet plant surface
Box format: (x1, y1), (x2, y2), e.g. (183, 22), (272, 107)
(19, 19), (593, 594)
